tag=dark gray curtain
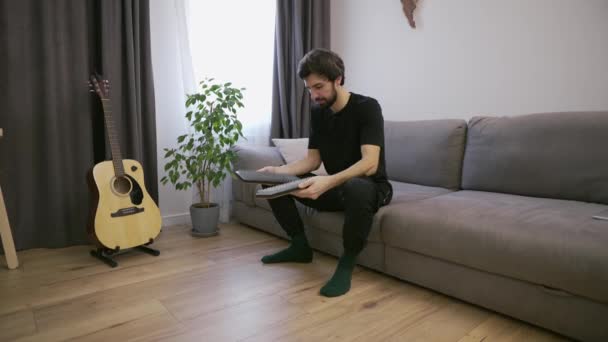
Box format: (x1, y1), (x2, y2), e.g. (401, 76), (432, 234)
(270, 0), (330, 140)
(0, 0), (157, 251)
(98, 0), (157, 198)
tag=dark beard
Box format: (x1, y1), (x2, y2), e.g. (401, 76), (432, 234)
(318, 89), (338, 109)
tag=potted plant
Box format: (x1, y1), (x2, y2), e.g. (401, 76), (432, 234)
(161, 77), (245, 237)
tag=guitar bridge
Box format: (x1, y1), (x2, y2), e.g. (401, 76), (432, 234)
(111, 206), (144, 217)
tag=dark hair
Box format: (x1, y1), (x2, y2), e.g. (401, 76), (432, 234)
(297, 48), (345, 86)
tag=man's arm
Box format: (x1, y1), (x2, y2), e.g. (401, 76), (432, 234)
(294, 99), (384, 200)
(258, 149), (322, 176)
(329, 144), (379, 185)
(293, 145), (380, 199)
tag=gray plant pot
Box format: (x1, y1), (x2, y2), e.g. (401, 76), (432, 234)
(189, 203), (219, 237)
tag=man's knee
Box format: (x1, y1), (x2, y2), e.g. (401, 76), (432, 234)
(342, 177), (377, 210)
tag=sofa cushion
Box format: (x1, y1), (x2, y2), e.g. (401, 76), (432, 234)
(305, 181), (454, 243)
(462, 111), (608, 205)
(271, 138), (328, 175)
(388, 181), (454, 205)
(382, 190), (608, 304)
(384, 119), (467, 190)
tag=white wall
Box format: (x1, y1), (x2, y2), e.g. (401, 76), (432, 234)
(149, 0), (192, 227)
(331, 0), (608, 121)
(149, 1), (608, 225)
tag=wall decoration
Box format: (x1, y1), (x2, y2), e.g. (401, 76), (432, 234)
(401, 0), (418, 29)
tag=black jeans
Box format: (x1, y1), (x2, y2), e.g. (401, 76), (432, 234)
(265, 174), (392, 255)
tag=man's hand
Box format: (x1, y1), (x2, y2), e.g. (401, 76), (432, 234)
(292, 176), (336, 200)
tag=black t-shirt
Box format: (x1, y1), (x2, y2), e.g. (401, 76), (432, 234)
(308, 93), (391, 191)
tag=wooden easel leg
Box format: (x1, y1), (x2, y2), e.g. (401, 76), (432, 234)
(0, 186), (19, 270)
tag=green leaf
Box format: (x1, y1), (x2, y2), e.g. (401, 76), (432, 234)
(161, 77), (247, 195)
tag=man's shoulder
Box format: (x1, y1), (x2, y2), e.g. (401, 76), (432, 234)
(351, 92), (377, 104)
(350, 93), (381, 113)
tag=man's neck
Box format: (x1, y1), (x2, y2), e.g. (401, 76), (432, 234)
(330, 88), (351, 113)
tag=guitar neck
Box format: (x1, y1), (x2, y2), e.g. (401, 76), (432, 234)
(100, 99), (125, 177)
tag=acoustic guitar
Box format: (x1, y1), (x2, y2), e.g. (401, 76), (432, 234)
(87, 74), (161, 253)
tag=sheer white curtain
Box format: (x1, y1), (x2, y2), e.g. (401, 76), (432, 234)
(176, 0), (276, 222)
(186, 0), (275, 145)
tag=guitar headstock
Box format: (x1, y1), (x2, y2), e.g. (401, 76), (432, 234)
(89, 74), (110, 100)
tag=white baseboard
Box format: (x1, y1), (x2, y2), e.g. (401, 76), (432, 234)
(162, 212), (191, 227)
(161, 210), (235, 228)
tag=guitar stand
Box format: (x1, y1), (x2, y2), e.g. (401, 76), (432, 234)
(90, 239), (160, 268)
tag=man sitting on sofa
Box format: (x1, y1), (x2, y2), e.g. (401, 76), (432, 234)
(257, 48), (393, 297)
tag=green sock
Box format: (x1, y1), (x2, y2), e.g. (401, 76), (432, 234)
(320, 253), (357, 297)
(261, 233), (313, 264)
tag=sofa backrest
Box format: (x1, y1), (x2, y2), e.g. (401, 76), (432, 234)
(384, 119), (467, 189)
(461, 111), (608, 204)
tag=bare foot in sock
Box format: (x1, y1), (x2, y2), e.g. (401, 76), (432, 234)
(320, 254), (356, 297)
(261, 243), (313, 264)
(261, 234), (313, 264)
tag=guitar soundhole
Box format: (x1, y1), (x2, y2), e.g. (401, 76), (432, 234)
(112, 176), (132, 196)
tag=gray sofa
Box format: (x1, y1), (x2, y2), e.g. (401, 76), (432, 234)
(232, 111), (608, 342)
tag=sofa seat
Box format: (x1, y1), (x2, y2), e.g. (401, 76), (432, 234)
(289, 181), (452, 243)
(251, 180), (452, 242)
(382, 190), (608, 304)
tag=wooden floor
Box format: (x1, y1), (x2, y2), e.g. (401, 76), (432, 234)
(0, 223), (570, 342)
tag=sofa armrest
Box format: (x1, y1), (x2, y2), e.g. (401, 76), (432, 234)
(231, 144), (285, 206)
